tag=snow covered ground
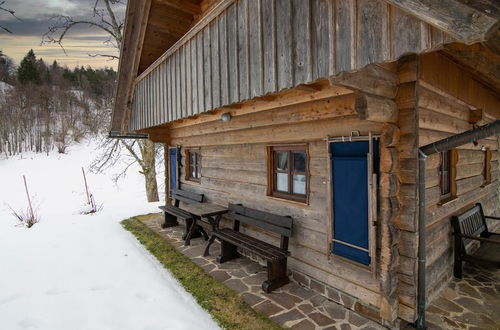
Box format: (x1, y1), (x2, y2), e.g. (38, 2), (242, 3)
(0, 140), (220, 330)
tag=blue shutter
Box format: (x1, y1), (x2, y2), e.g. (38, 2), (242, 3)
(330, 140), (378, 265)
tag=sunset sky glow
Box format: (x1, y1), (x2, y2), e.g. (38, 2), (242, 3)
(0, 0), (126, 69)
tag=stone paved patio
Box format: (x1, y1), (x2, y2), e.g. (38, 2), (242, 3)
(141, 214), (386, 330)
(424, 260), (500, 329)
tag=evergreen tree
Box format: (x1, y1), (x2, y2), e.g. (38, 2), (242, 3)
(17, 50), (40, 85)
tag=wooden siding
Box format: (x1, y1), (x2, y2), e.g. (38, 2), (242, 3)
(129, 0), (456, 132)
(394, 55), (500, 322)
(165, 88), (389, 313)
(418, 83), (500, 305)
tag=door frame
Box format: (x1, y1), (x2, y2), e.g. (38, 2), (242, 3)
(325, 132), (379, 276)
(168, 145), (180, 202)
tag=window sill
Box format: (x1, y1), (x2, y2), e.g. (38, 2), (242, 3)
(186, 178), (201, 184)
(267, 195), (310, 207)
(437, 196), (457, 207)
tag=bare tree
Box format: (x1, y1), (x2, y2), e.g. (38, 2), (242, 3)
(43, 0), (160, 202)
(0, 1), (20, 34)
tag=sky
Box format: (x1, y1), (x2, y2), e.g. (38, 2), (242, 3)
(0, 0), (126, 69)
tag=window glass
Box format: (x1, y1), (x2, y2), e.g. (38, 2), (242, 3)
(293, 152), (306, 172)
(293, 174), (306, 195)
(277, 152), (288, 171)
(276, 173), (288, 192)
(187, 149), (201, 182)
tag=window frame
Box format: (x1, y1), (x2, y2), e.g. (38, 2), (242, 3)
(185, 148), (201, 183)
(439, 149), (456, 202)
(267, 144), (309, 203)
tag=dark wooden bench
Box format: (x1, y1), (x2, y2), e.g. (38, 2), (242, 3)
(204, 203), (293, 293)
(452, 203), (500, 278)
(159, 189), (207, 242)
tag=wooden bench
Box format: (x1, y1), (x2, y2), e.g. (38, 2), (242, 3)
(159, 189), (207, 242)
(452, 203), (500, 278)
(204, 203), (293, 293)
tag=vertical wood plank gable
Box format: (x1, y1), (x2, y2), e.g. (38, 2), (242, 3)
(262, 0), (277, 94)
(211, 19), (221, 109)
(180, 46), (187, 119)
(249, 0), (264, 98)
(357, 0), (388, 68)
(276, 0), (293, 90)
(203, 27), (213, 110)
(390, 7), (421, 62)
(190, 38), (198, 115)
(128, 0), (468, 132)
(173, 52), (178, 121)
(227, 3), (240, 104)
(311, 0), (331, 80)
(292, 0), (312, 85)
(186, 42), (193, 117)
(335, 0), (355, 73)
(197, 33), (205, 114)
(238, 0), (250, 101)
(219, 13), (229, 106)
(168, 57), (173, 122)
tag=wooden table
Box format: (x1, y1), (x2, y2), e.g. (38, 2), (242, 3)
(181, 203), (228, 246)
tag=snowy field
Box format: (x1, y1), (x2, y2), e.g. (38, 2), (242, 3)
(0, 140), (220, 330)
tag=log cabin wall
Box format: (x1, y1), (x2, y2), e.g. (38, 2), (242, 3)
(161, 84), (402, 325)
(416, 53), (500, 308)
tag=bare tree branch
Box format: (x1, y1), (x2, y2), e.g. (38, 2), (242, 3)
(0, 0), (21, 34)
(88, 53), (120, 60)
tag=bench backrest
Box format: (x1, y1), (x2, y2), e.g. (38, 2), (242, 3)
(172, 188), (204, 205)
(229, 203), (293, 239)
(452, 203), (488, 246)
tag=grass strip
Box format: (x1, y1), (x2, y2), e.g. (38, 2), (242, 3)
(121, 216), (283, 330)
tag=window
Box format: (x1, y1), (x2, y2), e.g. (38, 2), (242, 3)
(268, 145), (308, 202)
(186, 148), (201, 182)
(439, 149), (456, 201)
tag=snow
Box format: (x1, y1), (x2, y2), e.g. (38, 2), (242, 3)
(0, 81), (13, 93)
(0, 140), (220, 330)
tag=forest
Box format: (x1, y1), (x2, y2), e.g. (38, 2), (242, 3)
(0, 49), (116, 156)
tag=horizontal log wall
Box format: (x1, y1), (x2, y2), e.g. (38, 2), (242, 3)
(129, 0), (456, 132)
(167, 91), (388, 313)
(417, 77), (500, 306)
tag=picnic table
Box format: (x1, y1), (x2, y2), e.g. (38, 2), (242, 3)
(181, 202), (228, 246)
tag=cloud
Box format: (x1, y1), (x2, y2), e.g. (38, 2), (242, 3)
(0, 0), (126, 68)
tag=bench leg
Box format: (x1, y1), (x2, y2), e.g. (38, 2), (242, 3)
(162, 212), (179, 228)
(203, 235), (216, 257)
(216, 240), (240, 263)
(262, 259), (289, 293)
(454, 236), (463, 279)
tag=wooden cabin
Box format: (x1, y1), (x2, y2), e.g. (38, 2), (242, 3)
(111, 0), (500, 327)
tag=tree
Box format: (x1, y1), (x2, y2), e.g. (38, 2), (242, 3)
(17, 50), (40, 85)
(43, 0), (160, 202)
(0, 50), (15, 83)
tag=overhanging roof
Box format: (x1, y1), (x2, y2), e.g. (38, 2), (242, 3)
(111, 0), (500, 133)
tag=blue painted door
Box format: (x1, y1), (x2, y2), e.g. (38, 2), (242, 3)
(169, 147), (178, 192)
(330, 140), (378, 265)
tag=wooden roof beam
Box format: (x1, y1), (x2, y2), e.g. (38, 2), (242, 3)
(148, 15), (192, 36)
(154, 0), (201, 16)
(384, 0), (499, 44)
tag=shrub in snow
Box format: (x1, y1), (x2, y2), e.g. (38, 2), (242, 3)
(9, 175), (40, 228)
(80, 167), (102, 215)
(9, 205), (40, 228)
(79, 193), (102, 215)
